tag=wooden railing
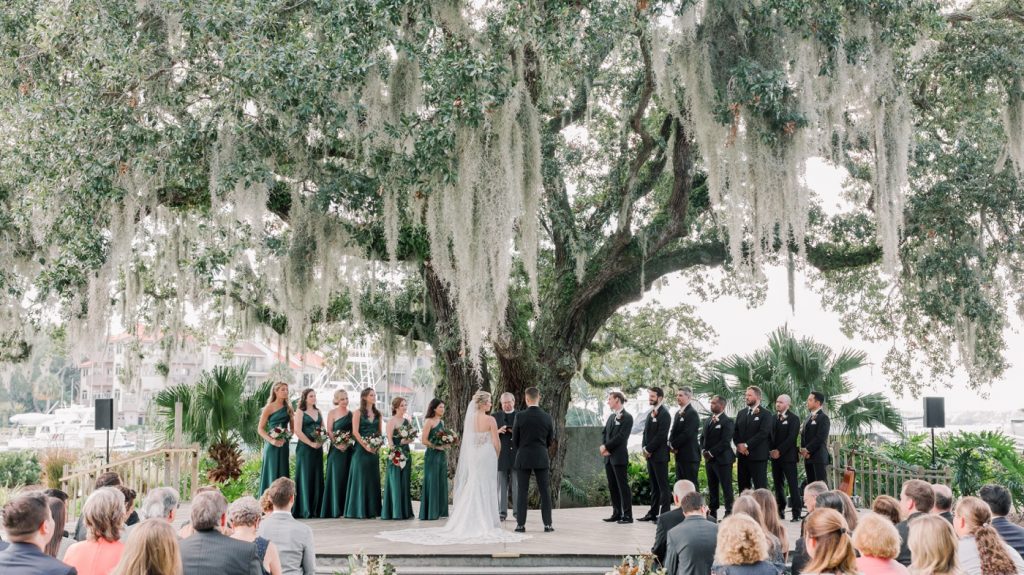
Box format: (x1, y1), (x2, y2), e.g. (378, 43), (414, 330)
(829, 441), (952, 507)
(60, 445), (200, 517)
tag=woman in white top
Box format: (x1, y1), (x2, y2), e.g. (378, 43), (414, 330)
(953, 496), (1024, 575)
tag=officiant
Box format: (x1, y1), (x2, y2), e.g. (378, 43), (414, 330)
(495, 392), (518, 521)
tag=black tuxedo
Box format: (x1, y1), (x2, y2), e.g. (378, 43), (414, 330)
(513, 405), (555, 527)
(643, 405), (672, 517)
(669, 403), (701, 486)
(771, 410), (801, 519)
(800, 410), (831, 486)
(701, 412), (735, 517)
(495, 409), (518, 519)
(0, 542), (77, 575)
(603, 409), (633, 520)
(734, 404), (773, 491)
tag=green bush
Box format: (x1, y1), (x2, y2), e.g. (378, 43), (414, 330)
(0, 452), (41, 488)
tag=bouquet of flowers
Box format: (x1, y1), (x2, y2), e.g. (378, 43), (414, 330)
(309, 425), (327, 445)
(343, 553), (395, 575)
(269, 426), (291, 443)
(395, 424), (416, 444)
(331, 430), (355, 449)
(364, 433), (385, 451)
(388, 447), (408, 469)
(606, 554), (666, 575)
(437, 428), (459, 447)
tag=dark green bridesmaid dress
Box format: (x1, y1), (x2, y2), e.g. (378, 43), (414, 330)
(344, 412), (382, 518)
(381, 420), (414, 520)
(418, 421), (449, 520)
(258, 406), (291, 496)
(292, 411), (324, 519)
(319, 412), (353, 518)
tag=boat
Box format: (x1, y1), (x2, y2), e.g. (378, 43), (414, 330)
(2, 405), (134, 452)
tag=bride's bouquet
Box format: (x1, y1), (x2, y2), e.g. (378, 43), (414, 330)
(331, 430), (355, 449)
(364, 433), (385, 451)
(388, 447), (408, 469)
(437, 429), (459, 447)
(269, 426), (291, 443)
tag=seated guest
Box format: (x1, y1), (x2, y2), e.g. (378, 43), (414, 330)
(74, 473), (122, 541)
(229, 497), (283, 575)
(179, 490), (261, 575)
(116, 487), (139, 527)
(110, 519), (181, 575)
(140, 488), (179, 524)
(732, 495), (784, 565)
(710, 514), (779, 575)
(665, 492), (718, 575)
(654, 480), (696, 566)
(932, 485), (954, 524)
(908, 514), (959, 575)
(980, 484), (1024, 559)
(872, 495), (903, 526)
(257, 478), (316, 575)
(897, 479), (935, 566)
(751, 489), (788, 561)
(853, 513), (910, 575)
(953, 496), (1024, 575)
(45, 495), (74, 560)
(802, 508), (857, 575)
(64, 487), (127, 575)
(0, 491), (76, 574)
(833, 490), (859, 531)
(176, 486), (222, 539)
(791, 481), (830, 575)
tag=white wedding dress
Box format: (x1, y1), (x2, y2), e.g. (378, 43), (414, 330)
(377, 400), (530, 546)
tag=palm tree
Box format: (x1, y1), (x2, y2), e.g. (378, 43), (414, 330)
(155, 365), (273, 483)
(695, 327), (904, 438)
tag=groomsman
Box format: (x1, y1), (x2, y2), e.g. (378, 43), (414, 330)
(701, 395), (735, 519)
(800, 391), (831, 486)
(668, 387), (701, 487)
(639, 387), (672, 521)
(600, 391), (633, 524)
(770, 394), (801, 522)
(494, 392), (518, 521)
(734, 385), (773, 491)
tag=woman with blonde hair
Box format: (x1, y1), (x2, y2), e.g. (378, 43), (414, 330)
(853, 512), (910, 575)
(228, 497), (282, 575)
(953, 496), (1024, 575)
(711, 514), (780, 575)
(751, 489), (789, 560)
(321, 388), (353, 518)
(733, 495), (785, 564)
(802, 508), (858, 575)
(110, 519), (182, 575)
(257, 381), (292, 496)
(908, 514), (959, 575)
(64, 487), (127, 575)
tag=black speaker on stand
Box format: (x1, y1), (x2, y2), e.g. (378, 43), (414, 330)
(923, 397), (945, 468)
(95, 398), (115, 464)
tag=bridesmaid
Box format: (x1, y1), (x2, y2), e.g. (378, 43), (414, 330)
(257, 382), (292, 496)
(320, 389), (353, 518)
(418, 398), (450, 520)
(344, 388), (383, 518)
(292, 388), (325, 518)
(381, 397), (414, 520)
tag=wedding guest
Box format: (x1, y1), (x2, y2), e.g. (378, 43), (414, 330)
(382, 397), (415, 520)
(791, 481), (830, 575)
(320, 389), (353, 518)
(140, 488), (179, 524)
(873, 495), (903, 526)
(64, 487), (127, 575)
(110, 519), (182, 575)
(979, 484), (1024, 558)
(495, 392), (518, 521)
(818, 490), (858, 531)
(257, 382), (292, 497)
(419, 398), (450, 521)
(179, 491), (261, 575)
(952, 496), (1024, 575)
(897, 479), (935, 566)
(258, 478), (316, 575)
(710, 514), (778, 575)
(653, 480), (695, 566)
(229, 497), (282, 575)
(751, 489), (789, 562)
(176, 486), (220, 539)
(932, 484), (954, 524)
(117, 487), (139, 527)
(732, 495), (784, 565)
(344, 388), (383, 519)
(74, 472), (122, 541)
(45, 495), (73, 560)
(665, 492), (718, 575)
(292, 388), (324, 519)
(802, 508), (858, 575)
(908, 515), (958, 575)
(853, 513), (910, 575)
(0, 492), (76, 574)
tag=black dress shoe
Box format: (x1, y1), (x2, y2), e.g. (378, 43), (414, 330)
(637, 514), (656, 522)
(602, 516), (622, 522)
(617, 518), (634, 524)
(499, 515), (507, 521)
(544, 525), (555, 532)
(514, 525), (526, 533)
(791, 517), (802, 523)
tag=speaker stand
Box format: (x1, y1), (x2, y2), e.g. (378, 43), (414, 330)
(106, 429), (111, 465)
(931, 427), (936, 468)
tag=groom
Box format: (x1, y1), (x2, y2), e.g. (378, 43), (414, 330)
(512, 387), (555, 533)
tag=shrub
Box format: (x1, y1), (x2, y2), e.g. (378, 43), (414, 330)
(40, 449), (78, 489)
(0, 452), (41, 488)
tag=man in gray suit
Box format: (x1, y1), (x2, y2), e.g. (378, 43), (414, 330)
(179, 490), (261, 575)
(664, 492), (718, 575)
(257, 477), (316, 575)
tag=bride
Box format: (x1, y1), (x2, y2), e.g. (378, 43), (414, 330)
(378, 390), (530, 545)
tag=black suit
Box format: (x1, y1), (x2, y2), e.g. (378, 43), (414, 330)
(734, 404), (773, 491)
(0, 542), (76, 575)
(669, 403), (701, 487)
(495, 409), (518, 519)
(180, 529), (262, 575)
(701, 412), (735, 518)
(801, 410), (831, 486)
(643, 405), (672, 517)
(771, 410), (801, 520)
(993, 516), (1024, 559)
(513, 405), (555, 527)
(652, 510), (686, 566)
(602, 409), (633, 520)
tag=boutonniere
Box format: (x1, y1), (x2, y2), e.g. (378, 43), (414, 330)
(615, 412), (623, 422)
(753, 406), (761, 416)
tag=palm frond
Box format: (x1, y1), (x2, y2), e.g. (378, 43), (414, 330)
(238, 380), (274, 450)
